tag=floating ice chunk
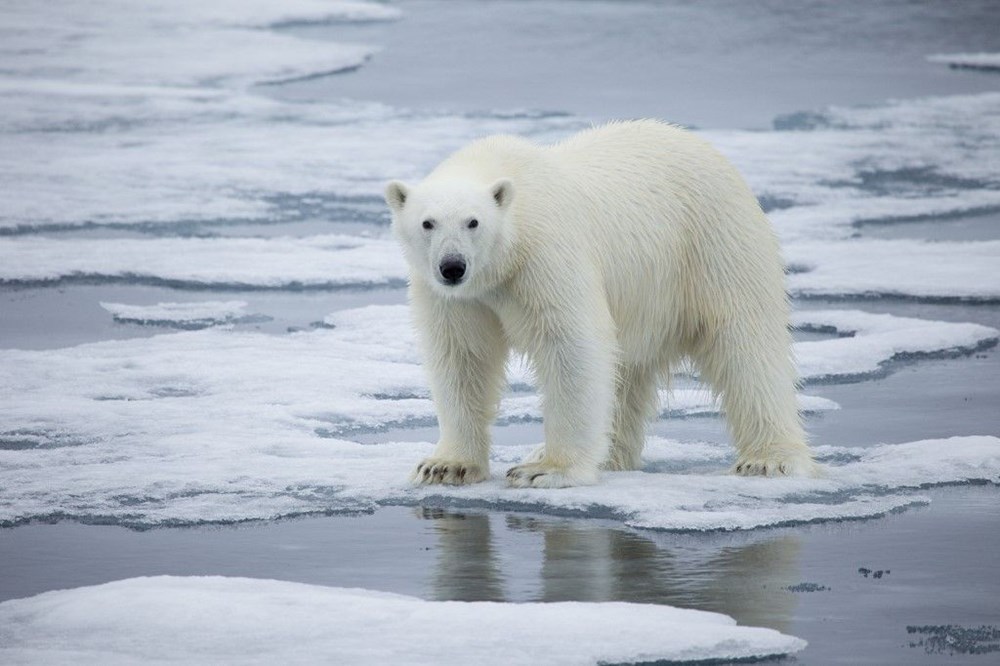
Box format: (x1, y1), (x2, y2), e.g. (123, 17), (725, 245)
(0, 1), (394, 89)
(406, 436), (1000, 532)
(793, 309), (999, 381)
(0, 306), (995, 528)
(709, 92), (1000, 242)
(927, 52), (1000, 72)
(786, 239), (1000, 302)
(0, 235), (407, 289)
(100, 300), (264, 329)
(0, 576), (806, 665)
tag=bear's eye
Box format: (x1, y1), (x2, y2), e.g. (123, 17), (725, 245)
(467, 219), (479, 229)
(421, 219), (434, 230)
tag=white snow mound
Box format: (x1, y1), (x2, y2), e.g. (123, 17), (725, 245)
(0, 576), (806, 665)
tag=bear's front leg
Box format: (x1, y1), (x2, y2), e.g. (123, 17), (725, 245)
(506, 296), (617, 488)
(410, 284), (508, 486)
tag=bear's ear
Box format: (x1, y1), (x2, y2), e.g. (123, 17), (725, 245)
(491, 178), (515, 210)
(384, 181), (410, 214)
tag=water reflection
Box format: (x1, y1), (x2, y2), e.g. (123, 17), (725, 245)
(419, 509), (800, 633)
(420, 507), (505, 601)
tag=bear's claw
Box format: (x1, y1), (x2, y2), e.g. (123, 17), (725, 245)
(411, 459), (486, 486)
(506, 462), (598, 489)
(732, 454), (821, 478)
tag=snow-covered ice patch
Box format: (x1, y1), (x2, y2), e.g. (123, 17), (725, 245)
(793, 309), (999, 381)
(928, 52), (1000, 72)
(0, 0), (395, 89)
(0, 576), (806, 665)
(6, 233), (998, 304)
(3, 0), (999, 255)
(0, 0), (581, 230)
(0, 235), (406, 289)
(786, 239), (1000, 302)
(710, 92), (1000, 243)
(0, 305), (995, 529)
(100, 301), (266, 329)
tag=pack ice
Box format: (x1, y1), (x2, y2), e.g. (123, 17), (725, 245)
(1, 305), (996, 530)
(0, 576), (806, 665)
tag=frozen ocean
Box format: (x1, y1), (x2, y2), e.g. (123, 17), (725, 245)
(1, 0), (999, 663)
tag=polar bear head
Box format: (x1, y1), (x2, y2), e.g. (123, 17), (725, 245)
(385, 177), (516, 297)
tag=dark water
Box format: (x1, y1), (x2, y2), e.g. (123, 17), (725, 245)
(2, 1), (999, 664)
(2, 487), (998, 664)
(277, 0), (1000, 129)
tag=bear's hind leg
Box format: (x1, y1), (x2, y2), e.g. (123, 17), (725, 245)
(695, 320), (818, 477)
(605, 364), (658, 471)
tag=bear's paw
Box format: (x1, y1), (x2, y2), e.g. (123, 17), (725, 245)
(732, 451), (821, 478)
(506, 461), (599, 489)
(411, 458), (488, 486)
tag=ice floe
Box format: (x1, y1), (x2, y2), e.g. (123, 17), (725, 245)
(0, 576), (806, 665)
(3, 233), (997, 304)
(0, 305), (994, 529)
(3, 0), (999, 250)
(792, 309), (999, 381)
(708, 92), (1000, 242)
(786, 239), (1000, 302)
(0, 0), (580, 230)
(0, 0), (396, 89)
(100, 301), (266, 329)
(0, 234), (406, 289)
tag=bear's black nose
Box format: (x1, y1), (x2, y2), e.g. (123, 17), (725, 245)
(439, 256), (467, 284)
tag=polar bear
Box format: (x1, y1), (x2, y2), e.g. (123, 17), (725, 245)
(385, 120), (817, 488)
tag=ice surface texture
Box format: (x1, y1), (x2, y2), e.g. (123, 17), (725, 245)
(1, 235), (406, 289)
(4, 234), (999, 302)
(2, 0), (999, 247)
(100, 301), (263, 329)
(0, 305), (995, 529)
(0, 576), (806, 665)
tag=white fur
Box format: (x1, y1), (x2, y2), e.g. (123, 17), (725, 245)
(386, 120), (817, 488)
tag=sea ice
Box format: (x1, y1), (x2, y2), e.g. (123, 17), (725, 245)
(0, 305), (995, 529)
(0, 234), (406, 289)
(707, 91), (1000, 242)
(4, 233), (998, 303)
(785, 239), (1000, 302)
(3, 0), (999, 247)
(0, 576), (806, 665)
(0, 0), (580, 230)
(791, 309), (999, 380)
(100, 301), (259, 329)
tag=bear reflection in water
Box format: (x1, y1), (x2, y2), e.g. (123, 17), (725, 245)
(418, 508), (799, 634)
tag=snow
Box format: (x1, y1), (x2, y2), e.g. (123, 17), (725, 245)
(708, 92), (1000, 243)
(792, 309), (999, 381)
(4, 234), (998, 303)
(0, 235), (406, 289)
(0, 305), (994, 529)
(100, 301), (260, 329)
(0, 576), (806, 665)
(928, 52), (1000, 72)
(786, 239), (1000, 302)
(0, 1), (396, 89)
(0, 0), (580, 230)
(3, 0), (999, 247)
